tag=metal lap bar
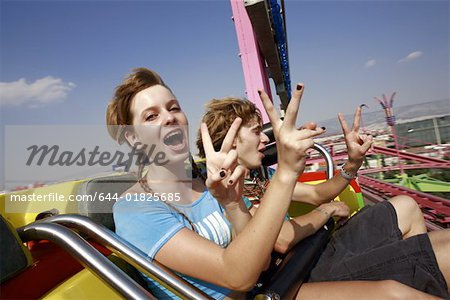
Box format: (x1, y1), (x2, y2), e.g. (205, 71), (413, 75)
(313, 143), (334, 180)
(262, 141), (335, 180)
(41, 214), (212, 300)
(17, 222), (155, 300)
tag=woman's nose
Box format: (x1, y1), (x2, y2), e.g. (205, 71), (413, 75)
(162, 110), (176, 125)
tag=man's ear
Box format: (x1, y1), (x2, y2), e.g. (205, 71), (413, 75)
(232, 129), (242, 148)
(232, 136), (238, 148)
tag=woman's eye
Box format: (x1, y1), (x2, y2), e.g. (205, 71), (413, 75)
(169, 106), (181, 112)
(145, 114), (157, 121)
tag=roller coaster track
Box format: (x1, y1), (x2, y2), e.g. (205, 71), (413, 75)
(307, 145), (450, 166)
(234, 0), (450, 233)
(371, 145), (449, 164)
(306, 145), (450, 230)
(359, 175), (450, 231)
(359, 163), (450, 174)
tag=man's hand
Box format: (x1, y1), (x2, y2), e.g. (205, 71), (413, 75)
(338, 106), (373, 170)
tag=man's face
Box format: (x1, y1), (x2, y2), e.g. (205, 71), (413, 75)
(235, 120), (270, 169)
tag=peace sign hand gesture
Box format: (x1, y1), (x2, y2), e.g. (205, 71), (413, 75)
(259, 84), (325, 176)
(338, 106), (373, 169)
(200, 118), (246, 206)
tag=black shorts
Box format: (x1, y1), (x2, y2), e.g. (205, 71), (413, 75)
(308, 201), (449, 299)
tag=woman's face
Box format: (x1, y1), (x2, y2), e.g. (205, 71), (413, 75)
(127, 85), (189, 163)
(235, 120), (269, 169)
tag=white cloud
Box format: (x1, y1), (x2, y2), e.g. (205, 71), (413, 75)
(365, 59), (376, 68)
(398, 51), (423, 63)
(0, 76), (76, 107)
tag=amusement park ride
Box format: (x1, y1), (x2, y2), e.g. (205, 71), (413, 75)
(1, 0), (449, 299)
(231, 0), (450, 230)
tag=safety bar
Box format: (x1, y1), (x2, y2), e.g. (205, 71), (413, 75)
(41, 214), (212, 300)
(313, 143), (334, 180)
(17, 222), (155, 300)
(262, 142), (335, 180)
(261, 122), (335, 179)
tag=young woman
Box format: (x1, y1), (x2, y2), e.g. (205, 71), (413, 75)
(107, 68), (443, 299)
(197, 96), (450, 299)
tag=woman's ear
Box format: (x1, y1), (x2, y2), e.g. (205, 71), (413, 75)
(124, 129), (142, 149)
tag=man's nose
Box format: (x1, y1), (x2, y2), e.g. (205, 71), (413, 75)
(261, 132), (270, 144)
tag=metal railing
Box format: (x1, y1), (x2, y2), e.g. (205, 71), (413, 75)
(313, 143), (334, 180)
(40, 214), (212, 300)
(18, 222), (155, 300)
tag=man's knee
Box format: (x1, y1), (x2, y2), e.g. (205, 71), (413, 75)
(389, 195), (426, 236)
(390, 195), (421, 216)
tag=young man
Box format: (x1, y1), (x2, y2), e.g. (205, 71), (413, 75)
(197, 95), (449, 298)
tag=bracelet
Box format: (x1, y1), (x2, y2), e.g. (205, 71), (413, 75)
(315, 207), (330, 218)
(338, 163), (357, 181)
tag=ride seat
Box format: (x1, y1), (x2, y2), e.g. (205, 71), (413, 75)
(0, 215), (33, 283)
(77, 173), (137, 231)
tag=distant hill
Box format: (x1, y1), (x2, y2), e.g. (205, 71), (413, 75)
(318, 98), (450, 135)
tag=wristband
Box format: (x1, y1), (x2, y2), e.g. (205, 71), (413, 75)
(338, 163), (357, 181)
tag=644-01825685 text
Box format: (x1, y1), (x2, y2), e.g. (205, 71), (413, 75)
(7, 192), (120, 202)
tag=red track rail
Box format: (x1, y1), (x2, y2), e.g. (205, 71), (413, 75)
(371, 145), (449, 164)
(359, 175), (450, 230)
(306, 143), (449, 230)
(306, 145), (450, 166)
(359, 163), (450, 174)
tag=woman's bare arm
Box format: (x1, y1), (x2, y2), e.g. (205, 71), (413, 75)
(155, 85), (324, 291)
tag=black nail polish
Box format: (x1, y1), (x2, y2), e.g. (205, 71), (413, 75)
(296, 84), (302, 91)
(220, 170), (226, 178)
(257, 90), (262, 95)
(228, 180), (233, 185)
(321, 126), (326, 130)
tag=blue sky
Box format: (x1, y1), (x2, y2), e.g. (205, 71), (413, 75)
(1, 0), (448, 125)
(1, 0), (449, 187)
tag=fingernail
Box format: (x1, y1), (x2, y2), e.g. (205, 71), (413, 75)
(321, 126), (326, 130)
(220, 170), (226, 178)
(228, 180), (233, 185)
(257, 90), (262, 95)
(296, 84), (302, 91)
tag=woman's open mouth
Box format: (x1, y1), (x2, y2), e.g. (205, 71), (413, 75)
(163, 128), (186, 151)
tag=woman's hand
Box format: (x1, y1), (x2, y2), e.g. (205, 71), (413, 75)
(338, 106), (374, 170)
(258, 84), (325, 176)
(200, 118), (246, 206)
